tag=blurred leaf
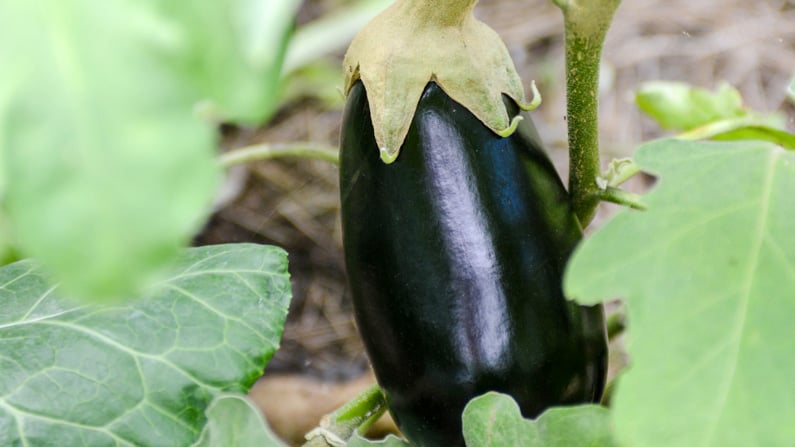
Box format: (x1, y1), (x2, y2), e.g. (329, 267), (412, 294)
(0, 0), (300, 301)
(193, 394), (288, 447)
(283, 0), (392, 73)
(0, 244), (292, 446)
(678, 118), (795, 150)
(638, 81), (795, 149)
(788, 76), (795, 103)
(281, 60), (346, 109)
(348, 434), (410, 446)
(711, 125), (795, 149)
(636, 81), (747, 131)
(565, 139), (795, 447)
(462, 392), (615, 447)
(167, 0), (302, 124)
(0, 1), (220, 301)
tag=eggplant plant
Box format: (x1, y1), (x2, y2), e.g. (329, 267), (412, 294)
(0, 0), (794, 446)
(306, 1), (795, 447)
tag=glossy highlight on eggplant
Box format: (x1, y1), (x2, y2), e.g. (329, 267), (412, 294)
(340, 81), (607, 447)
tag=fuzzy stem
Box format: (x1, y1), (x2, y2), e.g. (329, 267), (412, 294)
(219, 142), (339, 168)
(554, 0), (622, 226)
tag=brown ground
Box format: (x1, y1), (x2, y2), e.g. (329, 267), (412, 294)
(195, 0), (795, 444)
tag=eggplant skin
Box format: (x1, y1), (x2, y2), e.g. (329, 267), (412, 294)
(340, 81), (607, 447)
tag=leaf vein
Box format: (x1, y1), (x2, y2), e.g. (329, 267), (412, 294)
(701, 150), (779, 446)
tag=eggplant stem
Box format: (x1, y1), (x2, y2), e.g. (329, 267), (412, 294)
(553, 0), (622, 226)
(302, 384), (389, 447)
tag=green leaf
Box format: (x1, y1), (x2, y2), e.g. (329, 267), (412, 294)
(193, 394), (288, 447)
(676, 117), (795, 150)
(709, 124), (795, 149)
(636, 81), (747, 131)
(637, 82), (795, 149)
(281, 60), (346, 109)
(462, 392), (615, 447)
(462, 392), (534, 446)
(348, 434), (410, 447)
(565, 139), (795, 447)
(597, 158), (640, 189)
(788, 76), (795, 104)
(169, 0), (302, 124)
(0, 1), (300, 301)
(0, 243), (291, 447)
(0, 1), (220, 301)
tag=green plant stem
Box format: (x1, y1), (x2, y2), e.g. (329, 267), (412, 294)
(597, 186), (647, 210)
(303, 384), (388, 447)
(552, 0), (622, 226)
(219, 142), (339, 168)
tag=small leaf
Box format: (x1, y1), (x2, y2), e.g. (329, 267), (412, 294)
(636, 81), (747, 131)
(565, 139), (795, 446)
(677, 117), (795, 150)
(348, 434), (410, 447)
(711, 125), (795, 149)
(0, 244), (291, 446)
(598, 158), (640, 189)
(787, 76), (795, 103)
(462, 392), (535, 446)
(193, 394), (288, 447)
(462, 392), (615, 447)
(281, 60), (346, 108)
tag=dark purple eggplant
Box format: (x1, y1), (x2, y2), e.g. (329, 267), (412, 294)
(339, 81), (607, 447)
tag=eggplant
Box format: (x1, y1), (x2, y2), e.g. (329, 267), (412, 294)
(340, 81), (607, 447)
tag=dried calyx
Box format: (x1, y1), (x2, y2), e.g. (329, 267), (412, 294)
(343, 0), (540, 163)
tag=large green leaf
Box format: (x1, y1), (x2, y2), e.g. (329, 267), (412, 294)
(461, 392), (614, 447)
(0, 1), (217, 301)
(0, 243), (291, 447)
(0, 0), (299, 301)
(193, 394), (288, 447)
(566, 139), (795, 446)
